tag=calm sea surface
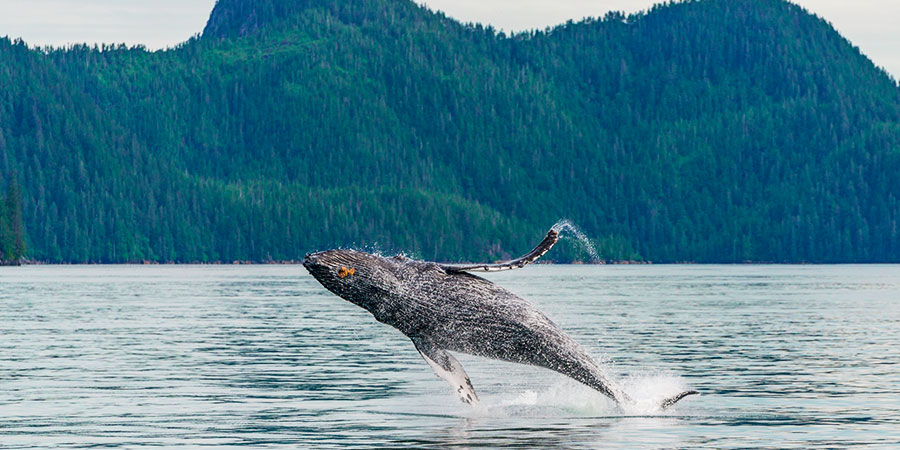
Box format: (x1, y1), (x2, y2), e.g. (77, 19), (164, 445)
(1, 265), (899, 448)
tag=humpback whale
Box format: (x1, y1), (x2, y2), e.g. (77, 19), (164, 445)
(303, 229), (697, 410)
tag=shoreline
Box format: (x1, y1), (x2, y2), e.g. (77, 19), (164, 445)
(9, 260), (900, 266)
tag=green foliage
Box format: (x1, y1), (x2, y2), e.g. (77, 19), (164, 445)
(0, 173), (26, 264)
(1, 0), (900, 263)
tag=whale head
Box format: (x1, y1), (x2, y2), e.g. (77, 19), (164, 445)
(303, 249), (410, 311)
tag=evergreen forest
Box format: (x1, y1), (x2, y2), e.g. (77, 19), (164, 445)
(0, 174), (26, 265)
(1, 0), (899, 263)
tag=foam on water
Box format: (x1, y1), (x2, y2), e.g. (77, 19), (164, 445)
(476, 371), (694, 418)
(620, 371), (696, 414)
(495, 381), (612, 414)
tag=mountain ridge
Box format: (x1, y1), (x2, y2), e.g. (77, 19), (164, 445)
(2, 0), (899, 263)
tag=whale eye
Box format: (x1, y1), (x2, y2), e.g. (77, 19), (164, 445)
(338, 267), (355, 279)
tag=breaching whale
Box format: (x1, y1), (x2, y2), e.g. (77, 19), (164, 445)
(303, 229), (697, 410)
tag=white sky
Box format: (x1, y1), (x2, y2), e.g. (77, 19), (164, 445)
(0, 0), (896, 78)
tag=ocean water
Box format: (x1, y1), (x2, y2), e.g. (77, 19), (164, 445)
(1, 265), (898, 449)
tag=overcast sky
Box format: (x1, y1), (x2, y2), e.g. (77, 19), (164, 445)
(0, 0), (897, 77)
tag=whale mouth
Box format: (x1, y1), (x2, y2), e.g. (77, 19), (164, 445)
(303, 252), (332, 279)
(302, 252), (320, 269)
(303, 250), (365, 281)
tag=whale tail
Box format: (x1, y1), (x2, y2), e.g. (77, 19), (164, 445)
(593, 377), (697, 412)
(659, 390), (699, 410)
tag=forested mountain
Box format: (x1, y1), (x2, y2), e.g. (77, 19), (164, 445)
(1, 0), (899, 263)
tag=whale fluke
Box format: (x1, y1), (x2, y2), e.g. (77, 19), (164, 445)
(659, 390), (699, 410)
(441, 229), (559, 273)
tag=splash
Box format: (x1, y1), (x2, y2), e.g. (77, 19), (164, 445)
(480, 372), (694, 417)
(551, 219), (601, 262)
(496, 380), (616, 416)
(620, 372), (696, 415)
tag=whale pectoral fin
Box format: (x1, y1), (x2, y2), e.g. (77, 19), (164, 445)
(440, 229), (559, 273)
(413, 339), (479, 406)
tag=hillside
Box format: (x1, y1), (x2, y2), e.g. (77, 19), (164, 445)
(1, 0), (899, 263)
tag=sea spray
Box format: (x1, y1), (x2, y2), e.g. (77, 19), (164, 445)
(486, 372), (692, 416)
(620, 371), (695, 414)
(551, 219), (601, 262)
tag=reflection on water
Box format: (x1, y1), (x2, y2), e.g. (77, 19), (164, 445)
(1, 265), (899, 448)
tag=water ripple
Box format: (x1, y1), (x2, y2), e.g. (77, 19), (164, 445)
(1, 264), (899, 448)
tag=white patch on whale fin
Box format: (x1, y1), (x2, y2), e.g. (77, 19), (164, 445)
(413, 339), (479, 406)
(441, 229), (559, 273)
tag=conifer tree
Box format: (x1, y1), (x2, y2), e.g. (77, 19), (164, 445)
(0, 184), (9, 263)
(4, 174), (26, 263)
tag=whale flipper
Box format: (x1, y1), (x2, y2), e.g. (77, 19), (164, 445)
(413, 339), (479, 405)
(441, 229), (559, 273)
